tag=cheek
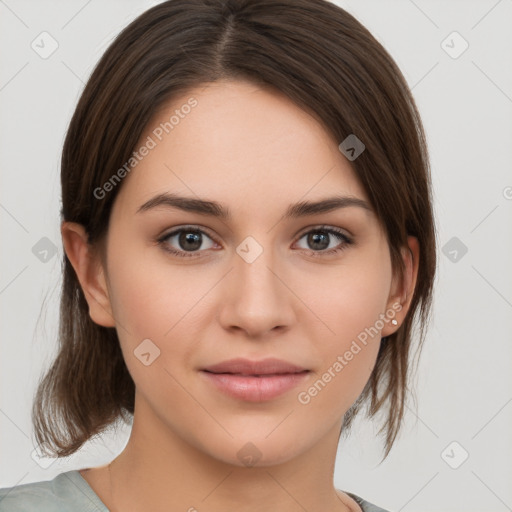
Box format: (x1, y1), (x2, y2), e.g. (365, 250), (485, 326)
(107, 239), (204, 334)
(299, 253), (391, 348)
(293, 255), (391, 413)
(105, 241), (217, 380)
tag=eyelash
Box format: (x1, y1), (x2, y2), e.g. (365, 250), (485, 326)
(156, 225), (353, 259)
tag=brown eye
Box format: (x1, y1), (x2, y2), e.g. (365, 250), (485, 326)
(295, 227), (352, 256)
(158, 227), (217, 258)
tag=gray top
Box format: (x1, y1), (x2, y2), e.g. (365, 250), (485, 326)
(0, 470), (391, 511)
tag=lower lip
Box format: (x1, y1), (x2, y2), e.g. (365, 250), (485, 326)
(200, 371), (309, 402)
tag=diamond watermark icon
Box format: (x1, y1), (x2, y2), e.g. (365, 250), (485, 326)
(236, 236), (263, 264)
(237, 442), (262, 467)
(338, 134), (365, 161)
(31, 31), (59, 59)
(32, 237), (58, 263)
(134, 338), (161, 366)
(442, 236), (468, 263)
(441, 31), (469, 59)
(441, 441), (469, 469)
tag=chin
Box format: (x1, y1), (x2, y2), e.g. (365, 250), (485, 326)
(204, 432), (313, 469)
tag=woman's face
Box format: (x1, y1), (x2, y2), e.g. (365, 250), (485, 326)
(94, 79), (407, 466)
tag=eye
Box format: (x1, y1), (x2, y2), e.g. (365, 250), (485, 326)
(157, 225), (353, 259)
(157, 226), (218, 258)
(294, 226), (353, 256)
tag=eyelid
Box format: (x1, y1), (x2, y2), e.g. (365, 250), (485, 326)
(294, 223), (352, 240)
(158, 224), (219, 242)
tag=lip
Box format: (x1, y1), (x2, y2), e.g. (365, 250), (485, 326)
(200, 357), (310, 402)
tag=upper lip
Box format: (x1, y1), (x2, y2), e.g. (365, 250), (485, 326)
(202, 358), (308, 375)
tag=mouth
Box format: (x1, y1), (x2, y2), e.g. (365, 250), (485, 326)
(200, 358), (310, 402)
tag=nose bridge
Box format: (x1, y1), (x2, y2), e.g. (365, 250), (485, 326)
(220, 235), (294, 336)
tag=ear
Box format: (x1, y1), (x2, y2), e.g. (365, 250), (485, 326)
(381, 235), (420, 337)
(61, 221), (116, 328)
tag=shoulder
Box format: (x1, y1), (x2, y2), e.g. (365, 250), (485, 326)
(0, 470), (108, 512)
(344, 491), (392, 512)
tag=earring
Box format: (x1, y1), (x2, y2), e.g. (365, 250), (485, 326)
(391, 319), (398, 326)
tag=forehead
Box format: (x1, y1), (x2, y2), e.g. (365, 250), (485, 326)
(113, 79), (368, 215)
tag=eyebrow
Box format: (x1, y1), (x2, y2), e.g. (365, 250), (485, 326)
(136, 192), (372, 220)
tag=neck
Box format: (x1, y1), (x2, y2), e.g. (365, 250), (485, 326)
(104, 395), (358, 512)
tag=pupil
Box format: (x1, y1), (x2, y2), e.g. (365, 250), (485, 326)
(180, 231), (201, 251)
(309, 231), (329, 250)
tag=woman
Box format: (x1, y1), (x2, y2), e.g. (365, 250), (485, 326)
(0, 0), (436, 510)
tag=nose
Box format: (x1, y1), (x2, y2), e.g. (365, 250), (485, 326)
(218, 240), (296, 339)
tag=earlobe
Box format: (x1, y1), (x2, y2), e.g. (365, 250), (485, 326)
(60, 221), (116, 328)
(382, 236), (420, 336)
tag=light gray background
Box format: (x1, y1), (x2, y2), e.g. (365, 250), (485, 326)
(1, 1), (511, 511)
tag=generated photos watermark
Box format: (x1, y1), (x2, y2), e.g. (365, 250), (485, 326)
(93, 97), (198, 200)
(297, 302), (402, 405)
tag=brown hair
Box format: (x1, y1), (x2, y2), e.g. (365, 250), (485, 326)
(32, 0), (436, 460)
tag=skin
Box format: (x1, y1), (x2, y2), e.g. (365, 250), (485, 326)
(62, 79), (419, 512)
